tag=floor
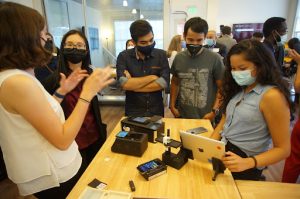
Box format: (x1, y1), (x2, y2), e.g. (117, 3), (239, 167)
(0, 104), (297, 199)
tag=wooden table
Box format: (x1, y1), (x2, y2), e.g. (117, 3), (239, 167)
(68, 118), (241, 199)
(236, 180), (300, 199)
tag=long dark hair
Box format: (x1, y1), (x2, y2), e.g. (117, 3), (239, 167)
(0, 2), (51, 70)
(58, 29), (91, 76)
(220, 39), (291, 112)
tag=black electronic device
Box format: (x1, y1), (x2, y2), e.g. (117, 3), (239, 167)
(155, 136), (181, 148)
(186, 127), (208, 134)
(137, 158), (167, 180)
(111, 131), (148, 157)
(121, 116), (165, 143)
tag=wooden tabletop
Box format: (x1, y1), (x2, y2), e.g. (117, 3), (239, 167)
(67, 118), (241, 199)
(236, 180), (300, 199)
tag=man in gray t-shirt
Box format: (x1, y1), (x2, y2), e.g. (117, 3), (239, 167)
(170, 17), (224, 119)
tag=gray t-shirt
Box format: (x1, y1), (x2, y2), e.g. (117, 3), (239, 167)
(171, 48), (224, 118)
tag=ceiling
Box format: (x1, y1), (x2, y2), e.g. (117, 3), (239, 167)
(72, 0), (163, 12)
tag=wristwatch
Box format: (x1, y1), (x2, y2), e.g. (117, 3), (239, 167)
(212, 108), (219, 115)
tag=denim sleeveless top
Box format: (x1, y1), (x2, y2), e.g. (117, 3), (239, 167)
(221, 84), (275, 156)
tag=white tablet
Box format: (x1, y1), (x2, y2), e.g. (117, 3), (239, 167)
(180, 130), (225, 163)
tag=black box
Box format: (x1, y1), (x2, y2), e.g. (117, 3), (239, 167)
(111, 132), (148, 157)
(121, 117), (165, 143)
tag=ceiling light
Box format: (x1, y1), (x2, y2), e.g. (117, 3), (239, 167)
(140, 14), (144, 19)
(132, 9), (137, 14)
(123, 0), (128, 7)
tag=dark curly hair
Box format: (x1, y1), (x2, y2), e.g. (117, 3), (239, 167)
(220, 39), (291, 113)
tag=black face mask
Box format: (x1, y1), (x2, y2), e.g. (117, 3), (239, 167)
(137, 41), (156, 56)
(63, 48), (87, 64)
(186, 44), (202, 58)
(44, 39), (53, 52)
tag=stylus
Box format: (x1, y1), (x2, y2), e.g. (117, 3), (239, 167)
(129, 180), (135, 192)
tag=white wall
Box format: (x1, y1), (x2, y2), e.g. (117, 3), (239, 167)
(164, 0), (296, 49)
(208, 0), (292, 33)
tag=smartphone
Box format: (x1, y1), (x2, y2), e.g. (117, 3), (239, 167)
(116, 131), (128, 138)
(129, 117), (150, 124)
(137, 159), (163, 173)
(186, 127), (208, 135)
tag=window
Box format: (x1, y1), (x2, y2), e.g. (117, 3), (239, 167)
(114, 20), (164, 56)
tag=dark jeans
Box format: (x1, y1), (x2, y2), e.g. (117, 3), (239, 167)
(34, 139), (103, 199)
(226, 141), (263, 181)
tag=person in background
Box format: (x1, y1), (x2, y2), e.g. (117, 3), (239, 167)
(217, 26), (237, 54)
(42, 30), (109, 176)
(116, 20), (170, 117)
(252, 32), (264, 42)
(167, 35), (184, 67)
(0, 2), (113, 198)
(170, 17), (224, 120)
(262, 17), (288, 73)
(126, 39), (135, 50)
(204, 30), (227, 59)
(282, 49), (300, 183)
(35, 32), (60, 82)
(211, 39), (291, 181)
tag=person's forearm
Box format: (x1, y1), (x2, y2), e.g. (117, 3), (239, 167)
(122, 75), (158, 90)
(250, 146), (290, 168)
(210, 114), (225, 140)
(212, 89), (222, 110)
(294, 67), (300, 92)
(170, 77), (179, 108)
(134, 82), (162, 92)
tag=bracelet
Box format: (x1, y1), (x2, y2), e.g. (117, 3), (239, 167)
(249, 156), (257, 168)
(54, 91), (65, 99)
(79, 97), (90, 104)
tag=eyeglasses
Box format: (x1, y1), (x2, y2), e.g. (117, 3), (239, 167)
(64, 42), (86, 49)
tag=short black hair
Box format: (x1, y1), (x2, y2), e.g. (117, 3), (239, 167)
(288, 37), (300, 49)
(252, 32), (264, 38)
(130, 20), (153, 42)
(183, 17), (208, 36)
(263, 17), (286, 37)
(221, 26), (232, 35)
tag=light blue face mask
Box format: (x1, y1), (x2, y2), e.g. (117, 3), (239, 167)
(231, 70), (256, 86)
(206, 38), (215, 47)
(181, 41), (186, 48)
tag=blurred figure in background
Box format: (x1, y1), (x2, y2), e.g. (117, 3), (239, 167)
(252, 32), (264, 42)
(126, 39), (135, 50)
(167, 35), (184, 67)
(35, 32), (59, 82)
(204, 30), (227, 59)
(217, 26), (237, 54)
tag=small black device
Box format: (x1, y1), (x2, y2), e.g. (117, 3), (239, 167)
(129, 180), (135, 192)
(111, 131), (148, 157)
(137, 158), (167, 180)
(155, 136), (181, 148)
(121, 116), (165, 143)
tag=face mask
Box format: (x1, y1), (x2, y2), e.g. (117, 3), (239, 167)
(137, 41), (156, 56)
(63, 48), (87, 64)
(205, 39), (215, 47)
(231, 70), (256, 86)
(186, 44), (202, 58)
(181, 41), (186, 48)
(274, 31), (287, 46)
(127, 46), (134, 50)
(41, 37), (53, 52)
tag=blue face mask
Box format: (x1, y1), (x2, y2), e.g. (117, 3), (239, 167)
(181, 41), (186, 48)
(231, 70), (256, 86)
(206, 39), (215, 47)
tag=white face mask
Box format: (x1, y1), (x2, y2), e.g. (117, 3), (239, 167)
(127, 46), (134, 50)
(231, 70), (256, 86)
